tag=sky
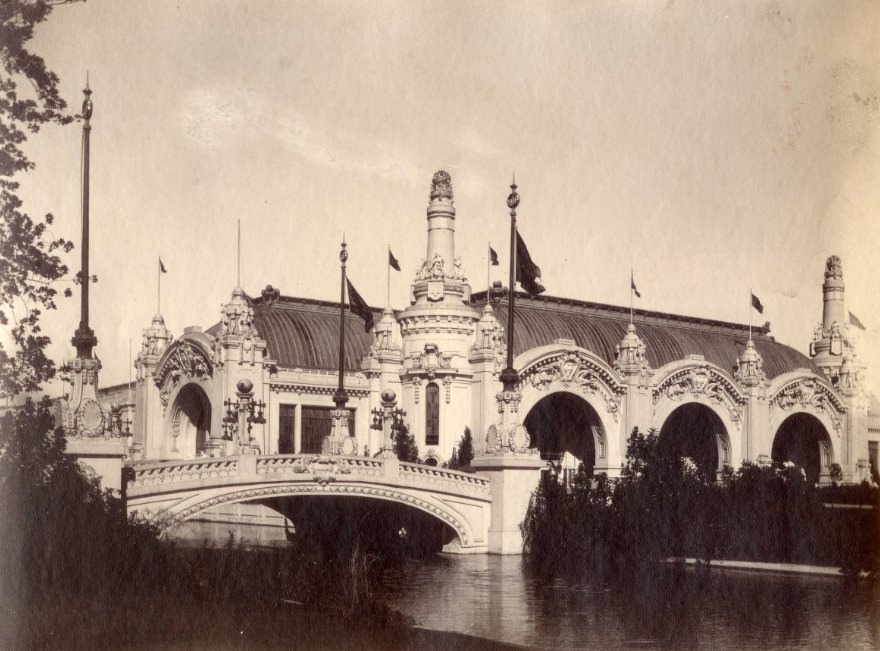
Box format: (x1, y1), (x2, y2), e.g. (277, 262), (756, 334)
(12, 0), (880, 397)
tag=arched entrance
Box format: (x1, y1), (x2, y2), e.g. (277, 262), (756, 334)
(659, 403), (729, 478)
(772, 413), (832, 484)
(169, 383), (211, 457)
(524, 392), (602, 476)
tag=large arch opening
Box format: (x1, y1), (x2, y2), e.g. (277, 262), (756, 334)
(772, 413), (832, 484)
(524, 392), (602, 476)
(170, 383), (211, 457)
(659, 403), (729, 478)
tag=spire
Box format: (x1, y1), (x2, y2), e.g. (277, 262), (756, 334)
(734, 339), (766, 389)
(413, 171), (468, 299)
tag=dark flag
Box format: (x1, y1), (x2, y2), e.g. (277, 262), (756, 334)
(631, 271), (641, 298)
(388, 249), (401, 271)
(489, 245), (499, 266)
(346, 278), (374, 332)
(751, 292), (764, 314)
(849, 311), (866, 331)
(515, 231), (545, 295)
(159, 257), (167, 273)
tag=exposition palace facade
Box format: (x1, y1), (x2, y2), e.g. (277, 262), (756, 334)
(99, 172), (878, 486)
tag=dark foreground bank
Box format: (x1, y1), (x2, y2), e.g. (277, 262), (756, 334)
(7, 595), (528, 651)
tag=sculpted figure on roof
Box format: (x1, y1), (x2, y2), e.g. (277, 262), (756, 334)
(825, 255), (843, 280)
(430, 170), (453, 200)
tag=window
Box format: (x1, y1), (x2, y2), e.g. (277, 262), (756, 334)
(425, 383), (439, 446)
(301, 406), (355, 454)
(278, 405), (296, 454)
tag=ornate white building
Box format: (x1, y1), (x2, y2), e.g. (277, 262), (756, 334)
(109, 171), (877, 487)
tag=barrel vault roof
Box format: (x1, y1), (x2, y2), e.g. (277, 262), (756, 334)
(210, 290), (820, 379)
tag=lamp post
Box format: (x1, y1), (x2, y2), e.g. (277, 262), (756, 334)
(222, 379), (265, 454)
(371, 389), (406, 459)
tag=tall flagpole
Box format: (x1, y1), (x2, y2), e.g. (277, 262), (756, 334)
(334, 237), (348, 409)
(500, 176), (520, 390)
(630, 268), (634, 325)
(487, 241), (490, 294)
(749, 288), (752, 341)
(72, 80), (97, 359)
(157, 257), (161, 314)
(237, 219), (241, 287)
(386, 244), (391, 307)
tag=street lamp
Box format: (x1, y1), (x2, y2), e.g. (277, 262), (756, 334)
(370, 389), (406, 458)
(221, 379), (265, 453)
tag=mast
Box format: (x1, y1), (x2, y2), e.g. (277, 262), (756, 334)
(500, 176), (519, 391)
(334, 238), (348, 408)
(72, 81), (97, 359)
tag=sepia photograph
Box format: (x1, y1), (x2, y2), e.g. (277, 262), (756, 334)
(1, 1), (878, 649)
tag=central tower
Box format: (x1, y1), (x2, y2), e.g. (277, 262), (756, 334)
(397, 171), (480, 462)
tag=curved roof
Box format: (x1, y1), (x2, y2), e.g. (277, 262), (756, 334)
(250, 296), (381, 371)
(210, 290), (820, 379)
(474, 291), (821, 380)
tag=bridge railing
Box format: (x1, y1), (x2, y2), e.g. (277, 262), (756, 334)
(128, 454), (491, 497)
(130, 458), (239, 487)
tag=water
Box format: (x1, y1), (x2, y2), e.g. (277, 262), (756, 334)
(376, 554), (879, 650)
(174, 521), (879, 649)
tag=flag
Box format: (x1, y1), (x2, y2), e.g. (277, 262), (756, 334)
(751, 292), (764, 314)
(515, 231), (545, 295)
(849, 311), (866, 331)
(630, 271), (641, 298)
(346, 278), (374, 332)
(489, 245), (499, 266)
(159, 257), (167, 273)
(388, 249), (401, 271)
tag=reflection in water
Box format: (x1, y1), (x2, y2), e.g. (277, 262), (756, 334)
(176, 521), (878, 650)
(377, 555), (879, 650)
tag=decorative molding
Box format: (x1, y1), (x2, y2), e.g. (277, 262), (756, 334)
(443, 375), (453, 403)
(770, 377), (846, 432)
(520, 352), (624, 422)
(154, 341), (212, 408)
(653, 364), (745, 429)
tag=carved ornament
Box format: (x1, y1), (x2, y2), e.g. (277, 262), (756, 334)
(825, 255), (843, 280)
(155, 341), (212, 407)
(653, 365), (744, 428)
(771, 378), (845, 432)
(520, 352), (624, 421)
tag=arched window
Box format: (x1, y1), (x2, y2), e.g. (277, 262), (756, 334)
(425, 382), (440, 445)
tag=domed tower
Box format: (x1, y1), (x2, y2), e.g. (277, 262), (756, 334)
(397, 171), (481, 462)
(131, 313), (173, 459)
(808, 255), (870, 481)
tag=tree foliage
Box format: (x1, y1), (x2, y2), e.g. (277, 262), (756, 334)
(392, 422), (419, 463)
(448, 426), (474, 471)
(0, 1), (83, 398)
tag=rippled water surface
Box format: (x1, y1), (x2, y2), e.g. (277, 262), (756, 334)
(377, 554), (879, 650)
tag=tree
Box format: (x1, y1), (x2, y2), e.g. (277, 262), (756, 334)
(392, 423), (419, 463)
(448, 427), (474, 471)
(0, 1), (84, 398)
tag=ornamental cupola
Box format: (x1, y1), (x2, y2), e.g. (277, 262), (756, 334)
(614, 323), (651, 380)
(213, 286), (266, 368)
(135, 313), (173, 381)
(734, 339), (766, 390)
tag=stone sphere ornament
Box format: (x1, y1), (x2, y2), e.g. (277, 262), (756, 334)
(237, 378), (253, 394)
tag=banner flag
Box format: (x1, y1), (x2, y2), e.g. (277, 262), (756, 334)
(751, 292), (764, 314)
(346, 278), (374, 332)
(388, 250), (401, 271)
(515, 231), (545, 295)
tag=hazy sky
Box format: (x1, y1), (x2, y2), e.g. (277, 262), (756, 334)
(14, 0), (880, 396)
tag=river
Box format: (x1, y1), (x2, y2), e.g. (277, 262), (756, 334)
(377, 554), (878, 650)
(174, 521), (878, 650)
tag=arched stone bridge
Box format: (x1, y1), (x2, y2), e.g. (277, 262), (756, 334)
(126, 454), (493, 552)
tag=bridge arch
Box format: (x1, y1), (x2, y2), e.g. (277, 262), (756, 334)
(164, 484), (478, 548)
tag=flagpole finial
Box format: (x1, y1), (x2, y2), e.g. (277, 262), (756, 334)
(339, 239), (348, 265)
